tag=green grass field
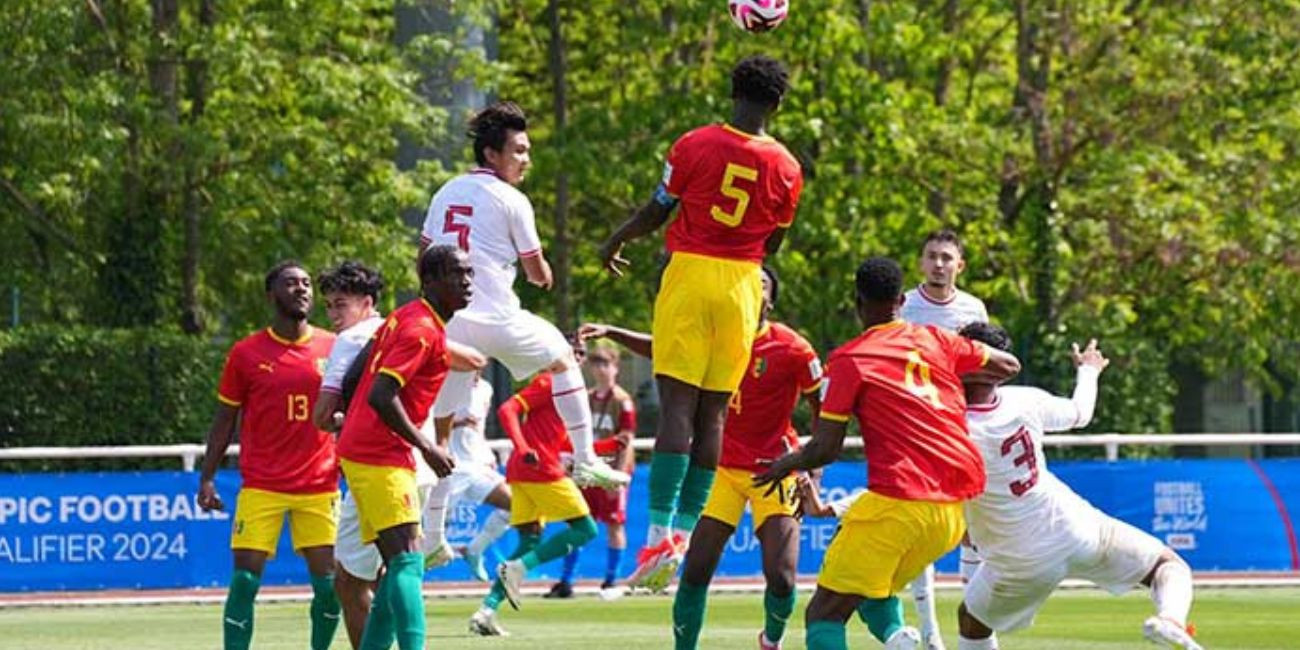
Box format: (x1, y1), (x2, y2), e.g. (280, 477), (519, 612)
(2, 587), (1296, 649)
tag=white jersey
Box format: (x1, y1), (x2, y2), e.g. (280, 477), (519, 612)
(449, 378), (497, 468)
(964, 367), (1101, 568)
(320, 314), (384, 393)
(421, 169), (543, 324)
(900, 284), (988, 331)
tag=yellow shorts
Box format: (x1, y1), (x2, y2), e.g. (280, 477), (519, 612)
(231, 488), (339, 557)
(817, 491), (965, 598)
(651, 252), (762, 393)
(509, 479), (590, 527)
(340, 459), (421, 544)
(701, 466), (798, 530)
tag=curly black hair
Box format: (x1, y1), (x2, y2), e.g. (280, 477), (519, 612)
(317, 260), (384, 303)
(264, 259), (306, 292)
(854, 257), (904, 304)
(958, 321), (1013, 353)
(419, 244), (463, 284)
(731, 55), (789, 108)
(469, 102), (527, 166)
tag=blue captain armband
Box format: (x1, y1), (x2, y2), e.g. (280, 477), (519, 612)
(652, 183), (679, 208)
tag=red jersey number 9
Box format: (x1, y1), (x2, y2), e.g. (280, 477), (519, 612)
(710, 163), (758, 227)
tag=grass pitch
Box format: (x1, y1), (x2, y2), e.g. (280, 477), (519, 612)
(1, 587), (1295, 649)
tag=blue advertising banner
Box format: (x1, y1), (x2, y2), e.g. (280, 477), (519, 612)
(2, 459), (1297, 591)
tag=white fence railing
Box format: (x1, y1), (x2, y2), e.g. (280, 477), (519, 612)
(1, 433), (1298, 470)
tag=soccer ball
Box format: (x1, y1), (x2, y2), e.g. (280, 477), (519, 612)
(728, 0), (789, 33)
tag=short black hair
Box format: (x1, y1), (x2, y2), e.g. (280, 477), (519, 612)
(265, 260), (306, 292)
(419, 245), (462, 283)
(469, 102), (527, 166)
(854, 257), (904, 304)
(731, 55), (789, 108)
(922, 228), (965, 257)
(760, 265), (780, 306)
(958, 321), (1013, 353)
(317, 261), (384, 303)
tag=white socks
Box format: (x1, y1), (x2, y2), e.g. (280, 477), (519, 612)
(467, 509), (511, 557)
(910, 564), (940, 641)
(551, 366), (597, 463)
(960, 543), (984, 585)
(422, 479), (457, 548)
(1151, 559), (1194, 627)
(646, 523), (671, 548)
(958, 634), (998, 649)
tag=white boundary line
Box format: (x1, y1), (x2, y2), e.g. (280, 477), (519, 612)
(3, 574), (1297, 609)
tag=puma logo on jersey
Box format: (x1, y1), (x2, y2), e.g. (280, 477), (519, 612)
(258, 362), (275, 373)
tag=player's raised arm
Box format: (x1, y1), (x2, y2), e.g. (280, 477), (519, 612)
(1038, 339), (1108, 432)
(578, 322), (653, 359)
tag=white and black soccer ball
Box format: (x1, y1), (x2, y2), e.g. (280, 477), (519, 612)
(728, 0), (789, 33)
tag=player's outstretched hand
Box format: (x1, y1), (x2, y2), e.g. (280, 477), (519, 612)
(597, 240), (629, 277)
(420, 445), (456, 478)
(577, 323), (609, 342)
(197, 479), (223, 512)
(1071, 339), (1110, 372)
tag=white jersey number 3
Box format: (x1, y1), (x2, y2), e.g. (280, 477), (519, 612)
(1001, 426), (1040, 497)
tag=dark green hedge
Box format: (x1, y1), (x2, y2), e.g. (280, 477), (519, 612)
(0, 326), (226, 471)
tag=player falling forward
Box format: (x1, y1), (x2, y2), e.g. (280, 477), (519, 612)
(420, 373), (514, 582)
(421, 101), (627, 491)
(469, 349), (623, 636)
(198, 261), (340, 650)
(755, 257), (1019, 650)
(337, 246), (471, 650)
(599, 55), (804, 590)
(954, 323), (1202, 650)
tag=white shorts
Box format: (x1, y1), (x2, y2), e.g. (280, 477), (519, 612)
(335, 483), (436, 582)
(444, 464), (505, 506)
(446, 310), (570, 379)
(965, 516), (1165, 632)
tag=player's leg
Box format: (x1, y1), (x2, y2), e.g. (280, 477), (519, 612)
(224, 488), (285, 650)
(334, 491), (380, 649)
(757, 513), (800, 649)
(602, 489), (628, 590)
(909, 564), (944, 649)
(672, 467), (747, 649)
(463, 481), (512, 582)
(472, 487), (540, 636)
(1090, 517), (1199, 648)
(804, 587), (862, 650)
(497, 480), (597, 607)
(674, 389), (729, 539)
(958, 560), (1060, 649)
(420, 475), (464, 570)
(959, 535), (983, 585)
(288, 491), (343, 650)
(341, 461), (424, 650)
(550, 484), (605, 598)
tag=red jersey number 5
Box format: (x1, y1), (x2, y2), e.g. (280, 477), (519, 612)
(1000, 426), (1039, 496)
(443, 205), (473, 251)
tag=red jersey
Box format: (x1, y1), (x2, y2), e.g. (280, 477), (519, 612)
(661, 123), (803, 263)
(505, 374), (573, 483)
(590, 385), (637, 473)
(722, 322), (823, 472)
(338, 298), (449, 470)
(820, 320), (991, 502)
(217, 327), (337, 494)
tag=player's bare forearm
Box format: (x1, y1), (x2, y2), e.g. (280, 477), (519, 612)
(599, 200), (672, 275)
(755, 419), (846, 488)
(199, 404), (239, 482)
(520, 253), (554, 289)
(312, 391), (343, 432)
(802, 390), (822, 427)
(962, 348), (1021, 384)
(367, 375), (432, 453)
(583, 323), (653, 359)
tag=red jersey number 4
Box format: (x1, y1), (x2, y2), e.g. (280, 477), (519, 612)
(444, 205), (472, 251)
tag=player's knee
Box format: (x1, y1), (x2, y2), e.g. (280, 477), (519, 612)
(957, 601), (992, 638)
(570, 516), (598, 545)
(765, 572), (795, 598)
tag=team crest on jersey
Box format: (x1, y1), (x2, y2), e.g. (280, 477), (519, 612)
(316, 358), (328, 375)
(751, 356), (768, 379)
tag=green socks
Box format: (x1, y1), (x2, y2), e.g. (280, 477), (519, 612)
(223, 569), (260, 650)
(359, 572), (394, 650)
(386, 552), (426, 649)
(672, 579), (710, 650)
(674, 463), (716, 534)
(309, 573), (341, 650)
(806, 620), (849, 650)
(484, 530), (541, 611)
(649, 452), (691, 528)
(763, 588), (796, 645)
(857, 595), (904, 643)
(521, 517), (598, 570)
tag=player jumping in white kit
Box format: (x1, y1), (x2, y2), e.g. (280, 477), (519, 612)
(419, 101), (627, 490)
(954, 322), (1202, 650)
